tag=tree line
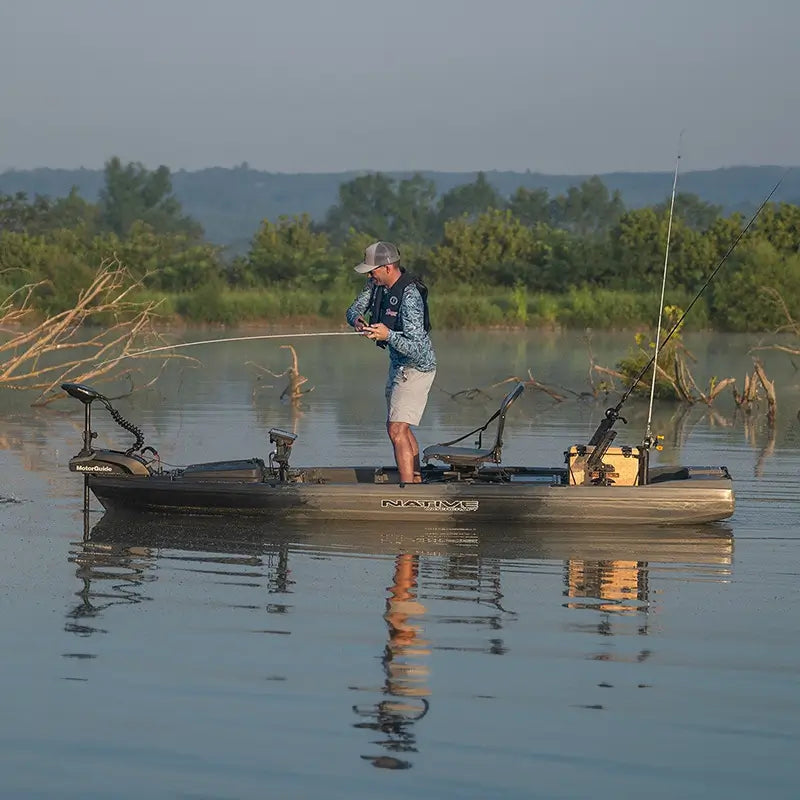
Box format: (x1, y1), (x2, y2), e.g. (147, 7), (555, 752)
(1, 158), (799, 331)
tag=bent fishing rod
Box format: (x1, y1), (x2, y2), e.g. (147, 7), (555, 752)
(588, 168), (790, 447)
(94, 330), (360, 370)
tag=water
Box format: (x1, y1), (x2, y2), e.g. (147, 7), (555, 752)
(2, 330), (799, 799)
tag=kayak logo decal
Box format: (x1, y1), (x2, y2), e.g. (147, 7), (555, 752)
(381, 499), (479, 512)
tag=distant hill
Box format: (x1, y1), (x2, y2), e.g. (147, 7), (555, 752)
(2, 164), (798, 249)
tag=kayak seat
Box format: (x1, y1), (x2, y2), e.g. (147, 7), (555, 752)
(422, 382), (525, 471)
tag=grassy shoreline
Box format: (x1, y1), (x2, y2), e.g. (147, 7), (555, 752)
(134, 285), (711, 331)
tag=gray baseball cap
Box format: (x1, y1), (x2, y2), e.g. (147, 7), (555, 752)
(354, 241), (401, 273)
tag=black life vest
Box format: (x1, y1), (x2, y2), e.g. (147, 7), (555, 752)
(368, 271), (431, 348)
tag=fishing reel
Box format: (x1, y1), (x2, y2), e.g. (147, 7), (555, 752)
(642, 433), (664, 452)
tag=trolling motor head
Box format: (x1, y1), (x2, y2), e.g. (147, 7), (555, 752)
(62, 382), (152, 477)
(62, 382), (107, 406)
(62, 382), (106, 456)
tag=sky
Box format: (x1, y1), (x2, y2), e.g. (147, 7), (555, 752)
(2, 0), (798, 174)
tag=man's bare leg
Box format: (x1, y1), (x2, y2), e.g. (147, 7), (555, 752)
(408, 428), (422, 482)
(388, 421), (417, 484)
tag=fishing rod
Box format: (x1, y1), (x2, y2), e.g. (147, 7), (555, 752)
(588, 168), (790, 448)
(645, 133), (683, 449)
(94, 330), (359, 370)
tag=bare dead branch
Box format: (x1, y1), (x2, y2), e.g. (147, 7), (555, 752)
(278, 345), (313, 400)
(248, 345), (313, 403)
(1, 257), (182, 405)
(752, 358), (777, 425)
(489, 373), (568, 402)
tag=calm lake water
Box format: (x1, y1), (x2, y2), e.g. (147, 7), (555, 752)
(2, 330), (799, 799)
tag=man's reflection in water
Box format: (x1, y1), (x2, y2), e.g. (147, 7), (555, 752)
(354, 554), (430, 770)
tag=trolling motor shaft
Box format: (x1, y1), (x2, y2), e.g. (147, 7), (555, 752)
(62, 383), (103, 456)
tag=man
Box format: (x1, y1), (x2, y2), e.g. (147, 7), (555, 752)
(346, 241), (436, 485)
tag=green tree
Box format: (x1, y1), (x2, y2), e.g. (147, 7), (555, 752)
(606, 208), (711, 291)
(391, 173), (439, 244)
(751, 202), (800, 255)
(654, 192), (722, 232)
(43, 187), (101, 234)
(0, 192), (42, 234)
(323, 172), (438, 244)
(432, 209), (550, 286)
(507, 186), (551, 226)
(0, 189), (98, 236)
(0, 229), (99, 312)
(549, 176), (625, 235)
(437, 171), (502, 226)
(710, 240), (800, 331)
(99, 157), (202, 238)
(114, 221), (223, 291)
(323, 173), (395, 243)
(245, 214), (336, 286)
(606, 208), (664, 289)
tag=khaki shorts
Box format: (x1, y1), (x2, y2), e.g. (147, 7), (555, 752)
(385, 367), (436, 425)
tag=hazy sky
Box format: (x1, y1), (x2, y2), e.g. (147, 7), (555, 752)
(2, 0), (798, 174)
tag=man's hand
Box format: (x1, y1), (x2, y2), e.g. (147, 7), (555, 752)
(363, 323), (390, 342)
(354, 315), (367, 332)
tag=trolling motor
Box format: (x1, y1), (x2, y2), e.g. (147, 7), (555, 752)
(62, 382), (154, 478)
(268, 428), (297, 481)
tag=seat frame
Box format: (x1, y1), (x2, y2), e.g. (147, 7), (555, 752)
(422, 382), (525, 474)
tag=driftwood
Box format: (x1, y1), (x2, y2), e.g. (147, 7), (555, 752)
(248, 344), (313, 402)
(734, 358), (777, 424)
(0, 258), (176, 405)
(438, 386), (494, 402)
(441, 370), (576, 406)
(492, 372), (569, 402)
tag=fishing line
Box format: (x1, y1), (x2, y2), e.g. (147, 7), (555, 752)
(95, 330), (359, 369)
(645, 132), (683, 445)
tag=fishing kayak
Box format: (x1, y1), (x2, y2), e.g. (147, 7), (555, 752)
(62, 381), (734, 526)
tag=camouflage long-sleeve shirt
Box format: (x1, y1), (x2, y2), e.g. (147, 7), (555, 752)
(346, 281), (436, 374)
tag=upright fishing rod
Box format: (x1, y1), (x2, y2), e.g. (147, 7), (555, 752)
(588, 168), (789, 447)
(644, 134), (683, 449)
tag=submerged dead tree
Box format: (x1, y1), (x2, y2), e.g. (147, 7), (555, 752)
(248, 344), (313, 402)
(595, 335), (777, 427)
(593, 317), (745, 409)
(734, 358), (777, 424)
(0, 257), (173, 405)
